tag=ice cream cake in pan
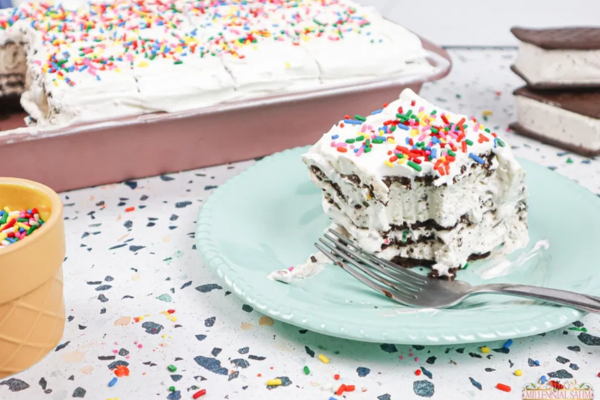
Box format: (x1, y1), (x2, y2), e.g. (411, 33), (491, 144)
(0, 0), (435, 128)
(303, 89), (529, 278)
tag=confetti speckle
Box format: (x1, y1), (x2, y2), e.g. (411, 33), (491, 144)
(0, 379), (29, 392)
(240, 322), (254, 331)
(305, 346), (315, 358)
(167, 390), (181, 400)
(242, 304), (254, 313)
(195, 284), (223, 293)
(141, 322), (164, 335)
(124, 181), (138, 190)
(413, 380), (435, 397)
(231, 359), (250, 369)
(469, 377), (482, 390)
(420, 367), (433, 379)
(548, 370), (573, 379)
(266, 376), (291, 390)
(229, 371), (239, 381)
(380, 344), (398, 353)
(193, 356), (228, 375)
(156, 294), (172, 302)
(107, 361), (129, 370)
(258, 316), (274, 326)
(114, 316), (131, 326)
(578, 333), (600, 346)
(55, 341), (70, 352)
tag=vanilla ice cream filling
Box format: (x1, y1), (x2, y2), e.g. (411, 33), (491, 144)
(308, 154), (528, 277)
(515, 95), (600, 151)
(515, 42), (600, 85)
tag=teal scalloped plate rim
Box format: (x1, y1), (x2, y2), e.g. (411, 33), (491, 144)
(196, 146), (600, 345)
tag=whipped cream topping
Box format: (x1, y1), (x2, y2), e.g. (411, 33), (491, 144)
(303, 88), (521, 193)
(0, 0), (435, 128)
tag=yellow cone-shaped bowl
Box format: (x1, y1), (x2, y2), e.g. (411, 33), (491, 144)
(0, 178), (65, 378)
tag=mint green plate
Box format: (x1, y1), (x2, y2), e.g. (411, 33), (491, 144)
(196, 147), (600, 344)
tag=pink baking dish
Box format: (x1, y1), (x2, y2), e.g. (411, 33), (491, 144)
(0, 37), (451, 192)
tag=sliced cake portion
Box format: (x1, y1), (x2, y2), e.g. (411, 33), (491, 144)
(510, 86), (600, 157)
(303, 89), (528, 278)
(21, 37), (143, 126)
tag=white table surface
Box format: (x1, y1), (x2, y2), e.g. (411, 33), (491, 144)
(1, 49), (599, 400)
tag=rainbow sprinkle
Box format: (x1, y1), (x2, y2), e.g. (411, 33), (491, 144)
(0, 0), (376, 89)
(0, 207), (44, 249)
(332, 98), (500, 178)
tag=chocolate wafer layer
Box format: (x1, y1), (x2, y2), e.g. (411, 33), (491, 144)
(0, 93), (23, 116)
(511, 27), (600, 50)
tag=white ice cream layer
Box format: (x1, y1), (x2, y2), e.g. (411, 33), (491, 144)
(515, 42), (600, 86)
(515, 95), (600, 152)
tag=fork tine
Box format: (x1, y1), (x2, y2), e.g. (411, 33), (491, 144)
(317, 238), (417, 300)
(315, 243), (415, 305)
(322, 232), (423, 292)
(326, 229), (428, 285)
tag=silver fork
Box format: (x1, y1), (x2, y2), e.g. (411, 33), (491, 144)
(315, 229), (600, 313)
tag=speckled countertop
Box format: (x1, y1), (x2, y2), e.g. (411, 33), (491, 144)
(1, 49), (599, 400)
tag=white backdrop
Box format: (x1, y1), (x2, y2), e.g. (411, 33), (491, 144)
(359, 0), (600, 46)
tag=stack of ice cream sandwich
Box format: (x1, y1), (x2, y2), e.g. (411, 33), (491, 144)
(509, 27), (600, 157)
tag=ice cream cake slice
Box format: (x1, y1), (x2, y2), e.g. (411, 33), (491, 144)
(303, 89), (529, 278)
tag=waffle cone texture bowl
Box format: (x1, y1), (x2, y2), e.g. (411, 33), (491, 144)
(0, 178), (65, 378)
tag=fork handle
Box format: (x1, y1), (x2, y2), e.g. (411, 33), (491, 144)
(473, 284), (600, 313)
